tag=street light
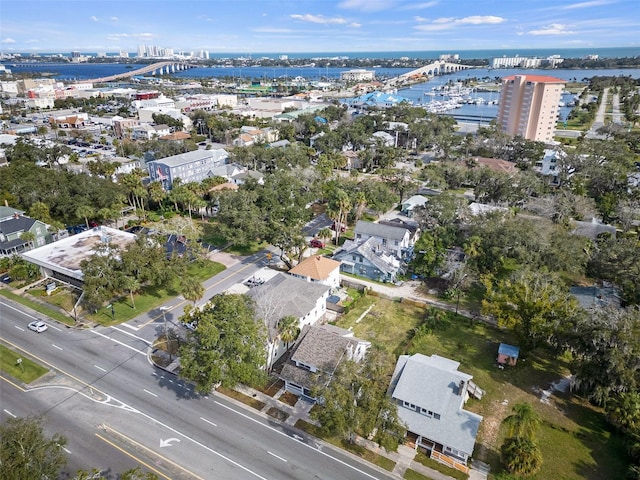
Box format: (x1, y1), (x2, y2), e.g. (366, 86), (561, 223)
(160, 307), (171, 361)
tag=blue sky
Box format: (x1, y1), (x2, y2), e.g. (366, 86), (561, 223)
(1, 0), (638, 54)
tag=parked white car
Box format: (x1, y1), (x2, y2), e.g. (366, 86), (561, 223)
(28, 320), (48, 333)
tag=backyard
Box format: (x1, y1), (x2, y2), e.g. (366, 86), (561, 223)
(334, 295), (628, 480)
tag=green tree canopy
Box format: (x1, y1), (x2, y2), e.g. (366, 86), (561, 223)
(0, 416), (68, 480)
(179, 294), (267, 393)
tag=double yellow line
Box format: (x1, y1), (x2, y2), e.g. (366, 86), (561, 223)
(0, 337), (201, 480)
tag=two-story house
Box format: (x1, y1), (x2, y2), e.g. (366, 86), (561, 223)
(0, 210), (50, 257)
(353, 220), (413, 259)
(388, 353), (483, 472)
(279, 324), (370, 400)
(333, 237), (401, 283)
(248, 273), (330, 371)
(288, 255), (341, 290)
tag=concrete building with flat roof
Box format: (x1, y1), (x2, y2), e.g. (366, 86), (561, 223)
(21, 226), (137, 287)
(497, 74), (565, 143)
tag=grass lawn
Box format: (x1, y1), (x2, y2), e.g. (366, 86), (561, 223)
(86, 260), (225, 325)
(404, 469), (433, 480)
(0, 289), (75, 326)
(334, 297), (629, 480)
(0, 344), (49, 384)
(202, 222), (267, 256)
(218, 387), (266, 410)
(294, 420), (396, 471)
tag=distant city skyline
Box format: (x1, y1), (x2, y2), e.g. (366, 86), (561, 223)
(1, 0), (639, 54)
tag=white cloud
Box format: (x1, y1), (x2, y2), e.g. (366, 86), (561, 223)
(561, 0), (614, 9)
(290, 14), (347, 25)
(0, 37), (16, 44)
(400, 1), (438, 10)
(252, 27), (294, 33)
(414, 16), (428, 23)
(90, 16), (98, 22)
(415, 15), (505, 31)
(350, 22), (362, 28)
(457, 16), (505, 25)
(110, 17), (119, 21)
(528, 23), (575, 35)
(338, 0), (391, 11)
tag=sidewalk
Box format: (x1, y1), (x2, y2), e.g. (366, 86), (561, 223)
(230, 381), (484, 480)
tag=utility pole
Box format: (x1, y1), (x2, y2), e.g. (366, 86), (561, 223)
(160, 307), (171, 361)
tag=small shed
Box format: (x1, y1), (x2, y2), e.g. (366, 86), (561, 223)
(497, 343), (520, 366)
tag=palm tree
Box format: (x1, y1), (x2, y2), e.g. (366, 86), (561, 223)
(181, 277), (205, 306)
(76, 205), (95, 229)
(501, 437), (543, 475)
(278, 315), (300, 350)
(121, 276), (140, 309)
(317, 227), (333, 247)
(502, 402), (541, 440)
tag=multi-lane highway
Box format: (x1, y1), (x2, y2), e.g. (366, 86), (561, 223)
(1, 252), (394, 479)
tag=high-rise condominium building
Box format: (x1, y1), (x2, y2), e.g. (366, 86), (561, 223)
(497, 74), (565, 143)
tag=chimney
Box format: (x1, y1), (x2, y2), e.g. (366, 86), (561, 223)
(459, 380), (465, 395)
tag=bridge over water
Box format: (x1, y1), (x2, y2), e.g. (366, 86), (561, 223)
(385, 60), (475, 87)
(77, 61), (194, 83)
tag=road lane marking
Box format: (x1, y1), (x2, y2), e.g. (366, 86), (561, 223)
(200, 417), (217, 427)
(214, 400), (379, 479)
(89, 329), (146, 355)
(99, 426), (204, 480)
(143, 389), (158, 397)
(94, 365), (107, 373)
(267, 451), (287, 462)
(3, 409), (17, 418)
(2, 301), (62, 331)
(49, 324), (62, 332)
(109, 326), (151, 345)
(14, 325), (24, 331)
(95, 433), (173, 480)
(0, 337), (265, 480)
(122, 323), (140, 331)
(52, 344), (63, 351)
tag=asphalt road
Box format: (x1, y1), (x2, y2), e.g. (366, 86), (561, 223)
(1, 264), (393, 480)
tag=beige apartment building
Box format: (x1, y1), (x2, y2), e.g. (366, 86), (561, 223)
(497, 74), (565, 143)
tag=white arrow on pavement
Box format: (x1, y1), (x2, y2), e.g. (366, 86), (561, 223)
(159, 437), (181, 448)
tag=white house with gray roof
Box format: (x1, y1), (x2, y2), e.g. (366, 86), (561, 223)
(147, 148), (229, 190)
(353, 220), (413, 259)
(248, 273), (330, 371)
(388, 353), (483, 470)
(280, 324), (370, 400)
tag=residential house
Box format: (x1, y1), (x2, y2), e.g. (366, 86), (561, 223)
(378, 218), (420, 245)
(131, 124), (171, 140)
(289, 255), (341, 290)
(353, 220), (413, 259)
(401, 195), (429, 218)
(371, 131), (395, 147)
(388, 353), (483, 471)
(334, 237), (401, 283)
(248, 273), (330, 371)
(232, 127), (279, 147)
(0, 212), (51, 257)
(147, 148), (229, 190)
(280, 324), (370, 400)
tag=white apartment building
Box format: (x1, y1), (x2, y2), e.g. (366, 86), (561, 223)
(497, 74), (565, 143)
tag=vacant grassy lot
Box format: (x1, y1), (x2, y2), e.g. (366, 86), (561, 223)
(0, 344), (49, 384)
(0, 289), (75, 326)
(334, 297), (628, 480)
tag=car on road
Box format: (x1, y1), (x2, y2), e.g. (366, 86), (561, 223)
(310, 238), (325, 248)
(28, 320), (48, 333)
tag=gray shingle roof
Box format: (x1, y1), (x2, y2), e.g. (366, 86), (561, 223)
(0, 216), (37, 236)
(389, 354), (482, 456)
(247, 273), (329, 339)
(355, 220), (409, 241)
(337, 237), (400, 275)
